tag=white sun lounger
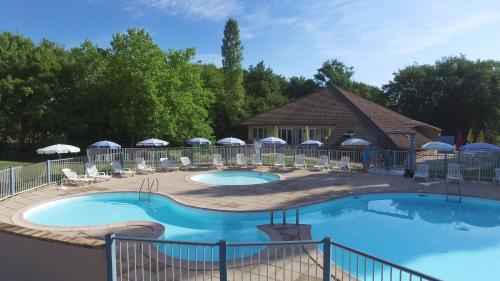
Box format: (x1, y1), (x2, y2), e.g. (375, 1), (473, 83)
(136, 157), (155, 174)
(236, 153), (248, 168)
(293, 154), (306, 168)
(446, 163), (463, 183)
(252, 154), (263, 167)
(413, 164), (429, 181)
(62, 168), (94, 185)
(85, 163), (111, 181)
(274, 153), (285, 169)
(212, 154), (224, 169)
(313, 155), (330, 170)
(180, 157), (198, 170)
(111, 161), (135, 177)
(333, 156), (351, 171)
(160, 158), (178, 172)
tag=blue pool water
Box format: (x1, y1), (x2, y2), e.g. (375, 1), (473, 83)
(24, 192), (500, 280)
(190, 171), (279, 185)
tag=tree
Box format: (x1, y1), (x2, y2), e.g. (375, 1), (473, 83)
(244, 61), (288, 116)
(314, 59), (354, 88)
(383, 56), (500, 139)
(283, 76), (319, 100)
(219, 18), (246, 136)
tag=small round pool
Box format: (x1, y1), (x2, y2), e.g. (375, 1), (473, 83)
(189, 171), (279, 185)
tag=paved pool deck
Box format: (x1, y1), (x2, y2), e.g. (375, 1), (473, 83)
(0, 167), (499, 245)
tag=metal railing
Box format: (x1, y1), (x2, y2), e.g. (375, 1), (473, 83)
(106, 235), (441, 281)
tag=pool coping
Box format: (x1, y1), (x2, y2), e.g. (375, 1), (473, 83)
(2, 170), (500, 249)
(184, 169), (285, 187)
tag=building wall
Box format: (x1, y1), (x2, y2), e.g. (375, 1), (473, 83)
(0, 231), (106, 281)
(247, 125), (336, 145)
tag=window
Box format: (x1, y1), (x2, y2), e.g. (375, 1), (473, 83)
(253, 128), (267, 139)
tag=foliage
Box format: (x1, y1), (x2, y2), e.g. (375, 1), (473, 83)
(244, 61), (288, 116)
(219, 18), (246, 136)
(383, 56), (500, 140)
(283, 76), (319, 100)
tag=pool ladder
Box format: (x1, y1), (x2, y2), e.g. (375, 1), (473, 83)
(445, 180), (462, 203)
(139, 177), (159, 200)
(269, 208), (301, 225)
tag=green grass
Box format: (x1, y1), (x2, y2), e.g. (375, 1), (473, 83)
(0, 160), (33, 170)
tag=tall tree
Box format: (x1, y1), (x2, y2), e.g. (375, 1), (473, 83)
(219, 18), (246, 137)
(383, 55), (500, 140)
(314, 59), (354, 88)
(244, 61), (288, 116)
(283, 76), (319, 100)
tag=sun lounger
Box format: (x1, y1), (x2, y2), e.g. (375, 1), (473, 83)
(180, 157), (198, 170)
(313, 155), (329, 170)
(446, 163), (463, 183)
(293, 154), (306, 168)
(252, 153), (263, 167)
(236, 153), (248, 168)
(413, 164), (429, 181)
(62, 168), (94, 185)
(160, 158), (178, 171)
(274, 153), (285, 169)
(333, 156), (350, 171)
(85, 163), (111, 181)
(212, 154), (224, 169)
(111, 161), (135, 177)
(136, 157), (155, 174)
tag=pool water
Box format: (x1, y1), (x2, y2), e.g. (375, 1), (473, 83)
(24, 192), (500, 280)
(190, 171), (279, 185)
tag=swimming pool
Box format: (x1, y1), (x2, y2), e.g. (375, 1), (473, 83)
(23, 192), (500, 280)
(189, 171), (280, 185)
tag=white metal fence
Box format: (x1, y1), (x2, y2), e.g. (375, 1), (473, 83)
(107, 235), (441, 281)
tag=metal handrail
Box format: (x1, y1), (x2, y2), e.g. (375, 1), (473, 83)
(138, 177), (149, 200)
(331, 241), (442, 281)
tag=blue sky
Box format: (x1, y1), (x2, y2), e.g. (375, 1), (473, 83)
(2, 0), (500, 86)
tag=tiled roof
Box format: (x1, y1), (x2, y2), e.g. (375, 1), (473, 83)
(240, 86), (441, 149)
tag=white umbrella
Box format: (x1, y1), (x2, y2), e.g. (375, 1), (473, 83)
(36, 144), (80, 155)
(259, 137), (287, 145)
(187, 138), (212, 145)
(341, 138), (370, 146)
(136, 138), (169, 147)
(216, 137), (245, 146)
(299, 140), (323, 147)
(421, 141), (454, 153)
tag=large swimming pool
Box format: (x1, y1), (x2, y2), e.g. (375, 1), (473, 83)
(190, 171), (280, 185)
(23, 192), (500, 280)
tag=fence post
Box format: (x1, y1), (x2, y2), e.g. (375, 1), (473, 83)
(8, 167), (15, 195)
(219, 240), (227, 281)
(46, 160), (51, 184)
(105, 234), (117, 281)
(322, 237), (331, 281)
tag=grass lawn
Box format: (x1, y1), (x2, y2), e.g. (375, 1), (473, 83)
(0, 160), (33, 170)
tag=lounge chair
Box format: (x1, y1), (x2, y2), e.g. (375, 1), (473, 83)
(236, 153), (248, 168)
(293, 154), (306, 169)
(62, 168), (94, 185)
(313, 155), (330, 170)
(274, 153), (285, 169)
(180, 157), (198, 170)
(495, 168), (500, 185)
(111, 161), (135, 177)
(85, 163), (111, 182)
(160, 158), (178, 172)
(333, 156), (350, 171)
(136, 157), (155, 174)
(212, 154), (224, 169)
(446, 163), (463, 183)
(252, 153), (263, 167)
(413, 164), (429, 181)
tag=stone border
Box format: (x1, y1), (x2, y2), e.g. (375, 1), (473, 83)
(184, 169), (284, 187)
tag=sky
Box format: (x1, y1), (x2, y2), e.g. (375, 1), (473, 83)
(2, 0), (500, 86)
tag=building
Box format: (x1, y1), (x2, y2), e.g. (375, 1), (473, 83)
(240, 86), (441, 150)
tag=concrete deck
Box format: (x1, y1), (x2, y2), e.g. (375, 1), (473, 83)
(0, 167), (499, 245)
